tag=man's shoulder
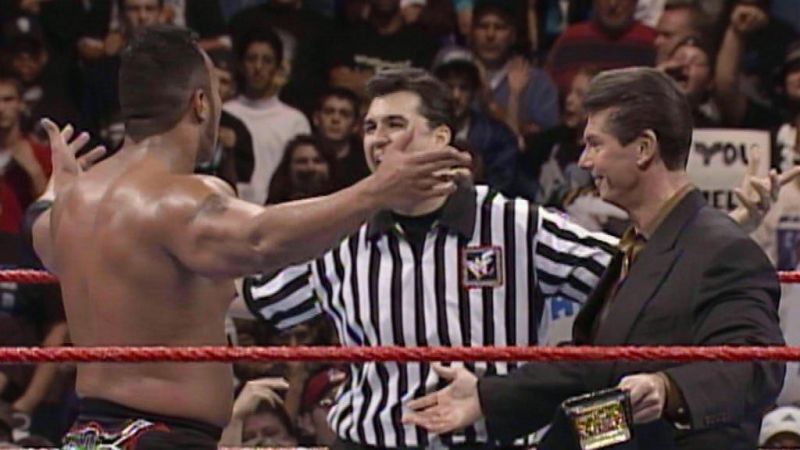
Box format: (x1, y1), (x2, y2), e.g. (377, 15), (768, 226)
(274, 101), (309, 123)
(681, 204), (764, 256)
(131, 173), (233, 223)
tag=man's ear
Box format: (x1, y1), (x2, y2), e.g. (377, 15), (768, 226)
(433, 125), (452, 148)
(191, 89), (208, 122)
(312, 111), (321, 129)
(636, 130), (658, 168)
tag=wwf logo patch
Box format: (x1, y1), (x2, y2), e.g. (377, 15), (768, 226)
(462, 246), (503, 288)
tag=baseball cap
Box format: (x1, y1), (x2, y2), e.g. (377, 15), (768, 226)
(300, 368), (345, 412)
(759, 406), (800, 445)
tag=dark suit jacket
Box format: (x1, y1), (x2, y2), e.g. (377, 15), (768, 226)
(478, 190), (785, 450)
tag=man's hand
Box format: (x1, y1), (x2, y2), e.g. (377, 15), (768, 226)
(40, 119), (106, 198)
(618, 373), (668, 424)
(730, 148), (800, 231)
(402, 363), (483, 434)
(232, 377), (290, 420)
(507, 56), (531, 94)
(730, 4), (768, 35)
(369, 128), (472, 211)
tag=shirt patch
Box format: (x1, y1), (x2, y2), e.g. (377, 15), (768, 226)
(462, 245), (504, 288)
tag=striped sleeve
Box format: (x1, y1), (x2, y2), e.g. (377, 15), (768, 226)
(242, 262), (323, 330)
(533, 207), (618, 304)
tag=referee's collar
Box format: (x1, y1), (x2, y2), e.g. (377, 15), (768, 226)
(366, 182), (477, 241)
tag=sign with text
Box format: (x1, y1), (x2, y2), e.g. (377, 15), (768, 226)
(687, 129), (771, 211)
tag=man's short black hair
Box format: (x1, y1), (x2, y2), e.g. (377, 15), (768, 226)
(583, 67), (693, 170)
(472, 0), (518, 25)
(118, 25), (209, 142)
(434, 60), (482, 92)
(316, 86), (360, 116)
(236, 27), (284, 66)
(366, 67), (456, 136)
(0, 72), (24, 97)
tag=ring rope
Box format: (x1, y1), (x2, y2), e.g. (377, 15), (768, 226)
(1, 269), (799, 284)
(0, 345), (798, 363)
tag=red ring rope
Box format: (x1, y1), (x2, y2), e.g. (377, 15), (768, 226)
(0, 345), (797, 363)
(1, 269), (799, 284)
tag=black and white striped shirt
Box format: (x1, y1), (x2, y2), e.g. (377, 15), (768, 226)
(243, 185), (617, 448)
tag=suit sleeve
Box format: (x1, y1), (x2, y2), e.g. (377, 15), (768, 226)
(664, 237), (785, 430)
(477, 360), (600, 441)
(243, 262), (323, 330)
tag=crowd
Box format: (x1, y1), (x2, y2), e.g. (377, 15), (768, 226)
(0, 0), (798, 447)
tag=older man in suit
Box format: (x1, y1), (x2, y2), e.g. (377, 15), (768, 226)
(403, 67), (786, 450)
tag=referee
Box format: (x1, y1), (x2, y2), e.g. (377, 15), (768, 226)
(242, 67), (617, 449)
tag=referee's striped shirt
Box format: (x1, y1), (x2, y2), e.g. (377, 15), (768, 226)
(243, 185), (617, 448)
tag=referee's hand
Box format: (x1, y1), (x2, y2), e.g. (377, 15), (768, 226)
(403, 363), (482, 434)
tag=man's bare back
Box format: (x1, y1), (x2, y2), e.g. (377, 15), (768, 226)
(53, 150), (236, 426)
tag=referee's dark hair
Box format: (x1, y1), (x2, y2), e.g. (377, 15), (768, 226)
(582, 66), (693, 170)
(366, 67), (457, 138)
(119, 25), (209, 142)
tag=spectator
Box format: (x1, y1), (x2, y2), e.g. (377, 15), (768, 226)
(659, 35), (720, 127)
(654, 0), (710, 65)
(267, 134), (339, 204)
(716, 0), (798, 127)
(750, 41), (800, 406)
(296, 367), (345, 447)
(225, 27), (311, 205)
(398, 0), (457, 42)
(433, 55), (519, 195)
(162, 0), (230, 52)
(208, 49), (254, 189)
(517, 66), (599, 205)
(5, 34), (80, 138)
(468, 0), (560, 138)
(220, 376), (299, 447)
(0, 76), (66, 441)
(242, 400), (298, 447)
(228, 0), (334, 116)
(326, 0), (438, 98)
(78, 0), (166, 150)
(531, 0), (593, 56)
(760, 406), (800, 449)
(546, 0), (657, 94)
(0, 74), (49, 244)
(312, 87), (370, 188)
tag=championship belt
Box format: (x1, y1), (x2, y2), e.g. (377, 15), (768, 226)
(562, 387), (633, 450)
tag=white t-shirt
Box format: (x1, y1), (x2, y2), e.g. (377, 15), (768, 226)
(224, 95), (310, 205)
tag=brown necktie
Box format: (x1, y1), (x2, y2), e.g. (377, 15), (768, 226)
(591, 231), (646, 339)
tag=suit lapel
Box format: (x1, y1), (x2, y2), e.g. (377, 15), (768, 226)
(573, 251), (622, 344)
(590, 190), (707, 345)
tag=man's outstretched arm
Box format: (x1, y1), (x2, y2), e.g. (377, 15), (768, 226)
(162, 147), (471, 278)
(26, 120), (106, 271)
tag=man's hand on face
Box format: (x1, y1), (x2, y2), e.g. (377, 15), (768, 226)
(369, 125), (472, 211)
(402, 363), (483, 434)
